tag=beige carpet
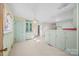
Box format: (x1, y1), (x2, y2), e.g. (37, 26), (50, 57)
(9, 37), (70, 56)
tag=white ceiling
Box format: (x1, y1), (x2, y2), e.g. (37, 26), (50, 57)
(8, 3), (76, 23)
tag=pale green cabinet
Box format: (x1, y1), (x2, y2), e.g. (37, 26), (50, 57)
(64, 30), (77, 55)
(45, 30), (77, 55)
(14, 18), (33, 42)
(14, 19), (26, 42)
(45, 30), (56, 47)
(55, 30), (66, 50)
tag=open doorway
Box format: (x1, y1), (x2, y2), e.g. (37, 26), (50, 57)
(38, 25), (40, 36)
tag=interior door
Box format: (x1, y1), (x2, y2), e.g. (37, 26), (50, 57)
(0, 4), (3, 56)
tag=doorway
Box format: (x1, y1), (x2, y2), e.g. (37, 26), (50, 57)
(38, 25), (40, 36)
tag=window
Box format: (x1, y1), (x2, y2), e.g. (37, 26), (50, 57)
(30, 23), (32, 31)
(26, 21), (32, 32)
(26, 23), (28, 32)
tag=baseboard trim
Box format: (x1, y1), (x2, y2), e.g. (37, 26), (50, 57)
(65, 48), (78, 56)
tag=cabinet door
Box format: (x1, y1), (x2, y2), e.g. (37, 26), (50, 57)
(65, 30), (77, 55)
(44, 30), (56, 47)
(45, 30), (50, 43)
(56, 30), (65, 50)
(49, 30), (56, 47)
(15, 20), (25, 41)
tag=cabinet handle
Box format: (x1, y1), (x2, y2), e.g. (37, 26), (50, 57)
(0, 48), (7, 52)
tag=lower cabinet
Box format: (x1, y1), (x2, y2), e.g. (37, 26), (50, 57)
(55, 30), (66, 50)
(64, 30), (77, 55)
(45, 30), (56, 47)
(45, 30), (77, 55)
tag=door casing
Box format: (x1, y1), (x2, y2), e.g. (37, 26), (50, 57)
(0, 4), (4, 56)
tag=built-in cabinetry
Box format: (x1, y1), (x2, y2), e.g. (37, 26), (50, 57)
(14, 18), (38, 42)
(14, 18), (26, 41)
(14, 18), (33, 41)
(56, 30), (66, 50)
(45, 30), (77, 55)
(64, 30), (77, 55)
